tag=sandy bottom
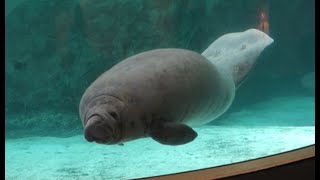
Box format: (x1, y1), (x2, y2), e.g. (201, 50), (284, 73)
(5, 96), (315, 180)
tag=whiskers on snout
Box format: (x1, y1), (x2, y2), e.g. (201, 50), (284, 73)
(84, 115), (118, 144)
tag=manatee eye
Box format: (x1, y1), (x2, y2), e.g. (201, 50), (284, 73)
(109, 111), (118, 119)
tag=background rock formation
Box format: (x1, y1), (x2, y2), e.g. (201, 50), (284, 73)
(5, 0), (314, 137)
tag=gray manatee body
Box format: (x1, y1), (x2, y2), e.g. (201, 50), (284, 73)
(79, 29), (273, 146)
(80, 48), (234, 145)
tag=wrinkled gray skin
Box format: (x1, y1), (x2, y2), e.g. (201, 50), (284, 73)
(79, 29), (273, 146)
(79, 48), (234, 145)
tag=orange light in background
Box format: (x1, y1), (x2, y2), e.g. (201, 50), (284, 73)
(258, 10), (269, 34)
(257, 0), (270, 34)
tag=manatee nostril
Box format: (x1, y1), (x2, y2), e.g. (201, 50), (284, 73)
(85, 127), (106, 143)
(109, 111), (118, 119)
(84, 130), (95, 142)
(83, 115), (118, 144)
(84, 122), (113, 143)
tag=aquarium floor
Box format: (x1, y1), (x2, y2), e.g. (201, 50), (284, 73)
(5, 96), (315, 179)
(5, 126), (314, 180)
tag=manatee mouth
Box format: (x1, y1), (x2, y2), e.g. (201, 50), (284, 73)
(84, 115), (120, 144)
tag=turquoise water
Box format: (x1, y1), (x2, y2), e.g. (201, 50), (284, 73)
(5, 0), (315, 179)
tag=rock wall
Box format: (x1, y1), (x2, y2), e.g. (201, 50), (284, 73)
(5, 0), (259, 114)
(5, 0), (314, 135)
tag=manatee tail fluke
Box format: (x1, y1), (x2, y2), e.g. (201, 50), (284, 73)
(201, 29), (274, 88)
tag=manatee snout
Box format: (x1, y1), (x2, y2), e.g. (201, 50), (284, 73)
(84, 115), (119, 144)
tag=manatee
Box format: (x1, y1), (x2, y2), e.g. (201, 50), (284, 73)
(79, 29), (274, 146)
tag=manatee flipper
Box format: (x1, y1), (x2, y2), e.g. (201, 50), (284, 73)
(148, 122), (198, 145)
